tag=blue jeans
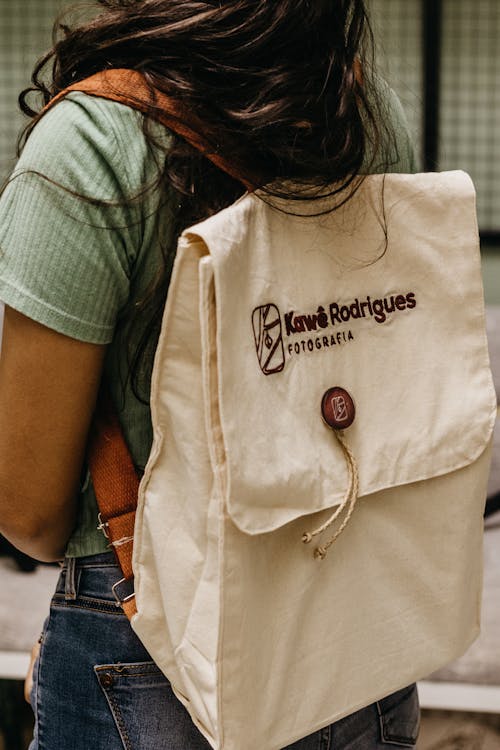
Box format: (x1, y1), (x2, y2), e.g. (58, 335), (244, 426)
(29, 552), (420, 749)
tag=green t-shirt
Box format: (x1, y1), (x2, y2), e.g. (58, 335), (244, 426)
(0, 84), (416, 556)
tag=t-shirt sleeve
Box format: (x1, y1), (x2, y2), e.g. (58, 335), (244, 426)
(0, 93), (159, 343)
(383, 84), (418, 173)
(376, 79), (418, 174)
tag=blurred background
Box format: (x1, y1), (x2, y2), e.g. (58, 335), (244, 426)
(0, 1), (499, 748)
(370, 0), (500, 304)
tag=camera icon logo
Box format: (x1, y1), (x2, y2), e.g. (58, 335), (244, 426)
(252, 304), (285, 375)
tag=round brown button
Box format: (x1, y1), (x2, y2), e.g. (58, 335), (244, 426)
(321, 387), (355, 430)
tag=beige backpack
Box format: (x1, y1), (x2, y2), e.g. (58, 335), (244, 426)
(73, 72), (497, 750)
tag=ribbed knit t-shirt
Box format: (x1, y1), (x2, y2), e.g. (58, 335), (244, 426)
(0, 85), (416, 556)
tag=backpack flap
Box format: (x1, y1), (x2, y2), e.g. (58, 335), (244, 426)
(181, 171), (496, 536)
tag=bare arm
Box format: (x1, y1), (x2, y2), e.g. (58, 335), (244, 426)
(0, 306), (106, 561)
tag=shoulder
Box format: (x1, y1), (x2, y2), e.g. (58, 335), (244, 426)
(15, 92), (172, 199)
(368, 75), (418, 174)
(0, 93), (172, 344)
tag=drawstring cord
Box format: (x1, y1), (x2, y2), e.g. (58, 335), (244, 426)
(302, 431), (359, 559)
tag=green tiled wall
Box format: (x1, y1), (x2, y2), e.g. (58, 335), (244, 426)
(440, 0), (500, 233)
(0, 0), (72, 178)
(369, 0), (424, 168)
(370, 0), (500, 303)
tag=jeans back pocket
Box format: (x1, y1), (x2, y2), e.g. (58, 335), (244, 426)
(377, 684), (420, 747)
(95, 661), (212, 750)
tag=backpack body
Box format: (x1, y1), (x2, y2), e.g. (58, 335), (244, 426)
(130, 171), (496, 749)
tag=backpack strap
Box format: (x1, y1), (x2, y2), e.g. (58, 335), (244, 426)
(87, 390), (139, 619)
(61, 68), (253, 619)
(44, 68), (259, 190)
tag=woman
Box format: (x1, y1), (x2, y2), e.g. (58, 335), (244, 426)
(0, 1), (419, 748)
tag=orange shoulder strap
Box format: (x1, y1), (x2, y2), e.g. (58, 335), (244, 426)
(87, 390), (139, 619)
(69, 68), (253, 619)
(45, 68), (258, 190)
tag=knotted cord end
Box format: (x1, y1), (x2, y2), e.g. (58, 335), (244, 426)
(302, 401), (360, 559)
(314, 546), (327, 560)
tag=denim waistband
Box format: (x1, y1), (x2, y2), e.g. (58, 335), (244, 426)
(57, 551), (122, 604)
(63, 551), (117, 568)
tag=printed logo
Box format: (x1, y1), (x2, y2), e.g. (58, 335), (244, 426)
(332, 395), (348, 423)
(252, 304), (285, 375)
(251, 290), (417, 375)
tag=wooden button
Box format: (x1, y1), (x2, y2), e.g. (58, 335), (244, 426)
(321, 387), (355, 430)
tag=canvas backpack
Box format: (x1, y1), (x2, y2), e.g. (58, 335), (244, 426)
(50, 71), (496, 750)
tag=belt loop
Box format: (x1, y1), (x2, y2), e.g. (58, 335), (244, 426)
(64, 556), (77, 601)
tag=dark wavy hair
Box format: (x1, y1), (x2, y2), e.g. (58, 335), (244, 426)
(19, 0), (391, 401)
